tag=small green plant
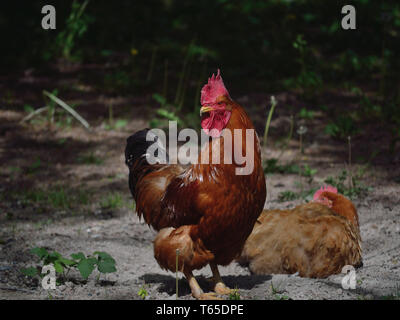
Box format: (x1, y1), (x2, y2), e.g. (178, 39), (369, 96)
(263, 159), (299, 175)
(101, 193), (123, 209)
(149, 93), (185, 129)
(292, 34), (323, 99)
(22, 187), (69, 209)
(21, 90), (90, 130)
(21, 248), (116, 283)
(102, 104), (128, 131)
(298, 108), (314, 119)
(228, 287), (241, 300)
(278, 191), (299, 202)
(270, 282), (290, 300)
(16, 187), (90, 210)
(26, 157), (42, 174)
(273, 294), (290, 300)
(302, 164), (317, 177)
(277, 186), (317, 203)
(302, 164), (317, 183)
(77, 152), (103, 165)
(47, 188), (69, 209)
(264, 159), (316, 181)
(325, 116), (358, 139)
(380, 284), (400, 300)
(324, 169), (370, 199)
(138, 285), (148, 300)
(54, 0), (91, 61)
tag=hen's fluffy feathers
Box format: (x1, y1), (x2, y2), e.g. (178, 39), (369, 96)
(239, 202), (362, 278)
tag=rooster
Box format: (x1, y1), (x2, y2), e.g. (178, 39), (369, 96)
(125, 70), (266, 299)
(239, 186), (362, 278)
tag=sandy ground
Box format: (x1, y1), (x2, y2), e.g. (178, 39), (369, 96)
(0, 89), (399, 300)
(1, 153), (399, 300)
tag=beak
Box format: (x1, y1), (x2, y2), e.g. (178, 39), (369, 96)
(200, 106), (214, 116)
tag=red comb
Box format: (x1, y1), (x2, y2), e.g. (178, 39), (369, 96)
(313, 185), (338, 201)
(200, 69), (230, 105)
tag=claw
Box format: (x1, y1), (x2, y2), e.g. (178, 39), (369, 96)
(199, 292), (224, 300)
(209, 262), (234, 295)
(214, 282), (233, 295)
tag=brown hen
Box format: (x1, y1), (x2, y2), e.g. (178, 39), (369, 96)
(239, 186), (362, 278)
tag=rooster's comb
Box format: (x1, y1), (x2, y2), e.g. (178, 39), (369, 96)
(201, 69), (230, 105)
(313, 185), (338, 201)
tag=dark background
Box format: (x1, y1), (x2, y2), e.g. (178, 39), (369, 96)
(0, 0), (399, 184)
(1, 1), (399, 148)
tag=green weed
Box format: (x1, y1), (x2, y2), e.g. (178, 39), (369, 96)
(380, 284), (400, 300)
(292, 34), (323, 99)
(21, 247), (116, 283)
(77, 152), (103, 165)
(278, 191), (299, 202)
(324, 169), (370, 199)
(17, 187), (90, 210)
(228, 287), (241, 300)
(21, 89), (90, 130)
(325, 116), (358, 139)
(263, 159), (299, 175)
(270, 282), (290, 300)
(101, 193), (123, 210)
(264, 159), (316, 181)
(54, 0), (92, 61)
(298, 107), (315, 119)
(138, 285), (148, 299)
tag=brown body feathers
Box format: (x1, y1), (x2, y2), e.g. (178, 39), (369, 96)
(126, 99), (266, 273)
(239, 197), (362, 278)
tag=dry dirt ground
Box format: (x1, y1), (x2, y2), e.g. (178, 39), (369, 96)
(0, 87), (400, 300)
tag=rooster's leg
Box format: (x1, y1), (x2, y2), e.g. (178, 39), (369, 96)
(183, 270), (203, 298)
(209, 262), (233, 295)
(183, 270), (222, 300)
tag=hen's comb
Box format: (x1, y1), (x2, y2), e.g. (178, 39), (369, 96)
(200, 69), (230, 105)
(313, 185), (338, 201)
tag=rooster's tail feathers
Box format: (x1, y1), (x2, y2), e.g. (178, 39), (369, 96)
(125, 128), (168, 167)
(125, 128), (168, 196)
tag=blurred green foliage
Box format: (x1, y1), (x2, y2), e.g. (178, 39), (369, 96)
(2, 1), (399, 89)
(1, 0), (400, 152)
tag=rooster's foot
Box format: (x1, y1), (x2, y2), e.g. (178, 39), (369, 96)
(214, 282), (233, 295)
(198, 292), (224, 300)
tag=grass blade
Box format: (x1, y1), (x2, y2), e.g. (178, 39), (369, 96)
(263, 96), (278, 148)
(43, 90), (90, 130)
